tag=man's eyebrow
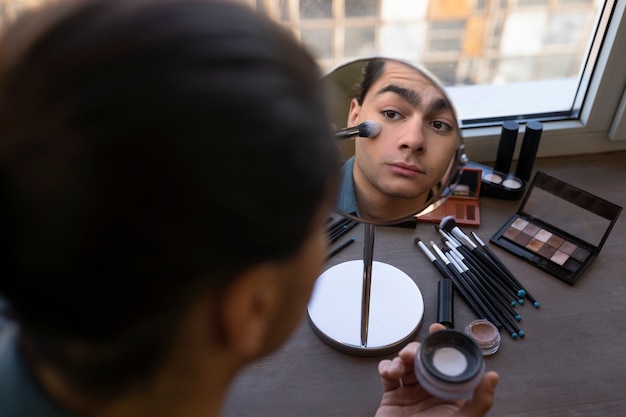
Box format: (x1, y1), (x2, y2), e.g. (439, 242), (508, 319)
(376, 84), (451, 114)
(376, 84), (421, 107)
(428, 98), (450, 114)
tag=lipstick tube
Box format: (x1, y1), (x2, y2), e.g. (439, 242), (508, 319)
(437, 278), (454, 328)
(493, 121), (519, 174)
(514, 121), (543, 181)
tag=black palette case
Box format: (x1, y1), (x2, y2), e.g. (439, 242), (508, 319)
(490, 171), (622, 286)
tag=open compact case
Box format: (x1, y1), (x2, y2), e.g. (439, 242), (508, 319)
(490, 171), (622, 286)
(418, 168), (482, 226)
(465, 161), (525, 200)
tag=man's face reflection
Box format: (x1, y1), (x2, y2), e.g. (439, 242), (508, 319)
(347, 60), (459, 221)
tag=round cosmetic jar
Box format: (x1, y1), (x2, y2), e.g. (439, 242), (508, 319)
(465, 319), (501, 356)
(414, 330), (485, 400)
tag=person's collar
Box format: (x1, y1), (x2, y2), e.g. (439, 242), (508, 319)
(336, 156), (359, 216)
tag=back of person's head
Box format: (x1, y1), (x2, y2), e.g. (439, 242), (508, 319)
(0, 0), (336, 396)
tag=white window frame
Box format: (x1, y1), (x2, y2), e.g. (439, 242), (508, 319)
(460, 1), (626, 162)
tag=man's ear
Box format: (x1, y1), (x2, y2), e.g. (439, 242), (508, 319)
(219, 264), (280, 359)
(348, 98), (361, 127)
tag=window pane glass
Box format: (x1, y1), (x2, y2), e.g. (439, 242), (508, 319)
(344, 27), (376, 57)
(429, 38), (462, 53)
(518, 0), (549, 6)
(345, 0), (377, 17)
(431, 20), (465, 30)
(545, 12), (588, 45)
(301, 28), (332, 59)
(424, 62), (458, 86)
(300, 0), (333, 19)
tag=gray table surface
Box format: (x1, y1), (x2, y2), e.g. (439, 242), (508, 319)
(221, 151), (626, 417)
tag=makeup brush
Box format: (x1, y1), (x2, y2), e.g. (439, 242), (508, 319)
(445, 248), (523, 339)
(440, 216), (526, 298)
(443, 236), (520, 307)
(417, 239), (490, 325)
(443, 249), (505, 332)
(413, 238), (455, 328)
(471, 231), (540, 308)
(327, 217), (358, 244)
(448, 248), (522, 322)
(326, 237), (356, 259)
(334, 120), (381, 140)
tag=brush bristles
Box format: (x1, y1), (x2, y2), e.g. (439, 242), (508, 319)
(439, 215), (457, 232)
(358, 121), (381, 138)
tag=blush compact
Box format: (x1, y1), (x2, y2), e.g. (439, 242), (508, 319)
(490, 171), (622, 286)
(418, 168), (482, 226)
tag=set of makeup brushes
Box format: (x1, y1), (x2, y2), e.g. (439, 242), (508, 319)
(326, 216), (358, 259)
(415, 215), (539, 339)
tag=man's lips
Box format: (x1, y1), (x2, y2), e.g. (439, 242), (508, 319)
(387, 162), (425, 177)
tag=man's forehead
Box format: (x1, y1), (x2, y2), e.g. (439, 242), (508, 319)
(374, 61), (434, 90)
(370, 62), (450, 112)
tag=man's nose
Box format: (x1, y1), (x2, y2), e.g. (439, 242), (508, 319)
(398, 119), (426, 152)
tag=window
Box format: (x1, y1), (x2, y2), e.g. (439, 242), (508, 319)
(3, 0), (625, 160)
(251, 0), (626, 160)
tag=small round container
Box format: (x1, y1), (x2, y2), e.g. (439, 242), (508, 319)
(414, 330), (485, 400)
(465, 319), (501, 356)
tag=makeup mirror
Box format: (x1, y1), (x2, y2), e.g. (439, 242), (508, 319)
(326, 57), (465, 225)
(308, 57), (466, 356)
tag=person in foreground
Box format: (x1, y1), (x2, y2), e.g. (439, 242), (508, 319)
(0, 1), (497, 417)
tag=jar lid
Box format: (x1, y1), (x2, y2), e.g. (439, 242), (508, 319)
(465, 320), (501, 356)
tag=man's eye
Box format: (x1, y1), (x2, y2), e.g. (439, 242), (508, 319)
(382, 110), (402, 120)
(431, 120), (453, 133)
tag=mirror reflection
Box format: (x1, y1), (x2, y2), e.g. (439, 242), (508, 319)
(324, 57), (464, 224)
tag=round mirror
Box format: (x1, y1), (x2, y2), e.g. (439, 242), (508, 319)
(324, 57), (465, 225)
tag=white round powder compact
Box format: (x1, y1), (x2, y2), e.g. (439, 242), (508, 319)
(414, 330), (485, 400)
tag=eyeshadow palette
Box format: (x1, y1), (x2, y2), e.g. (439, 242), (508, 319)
(418, 168), (482, 226)
(490, 171), (622, 286)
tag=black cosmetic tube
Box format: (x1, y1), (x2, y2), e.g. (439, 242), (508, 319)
(437, 278), (454, 328)
(515, 121), (543, 181)
(493, 121), (519, 174)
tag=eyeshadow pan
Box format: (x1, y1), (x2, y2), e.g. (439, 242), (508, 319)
(526, 238), (544, 252)
(455, 203), (465, 219)
(563, 257), (581, 273)
(537, 245), (557, 259)
(484, 173), (502, 184)
(559, 241), (577, 255)
(511, 218), (528, 230)
(550, 250), (569, 266)
(467, 205), (476, 220)
(535, 229), (553, 243)
(570, 246), (590, 262)
(503, 227), (520, 240)
(514, 232), (533, 246)
(546, 235), (565, 249)
(523, 223), (541, 236)
(503, 178), (522, 189)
